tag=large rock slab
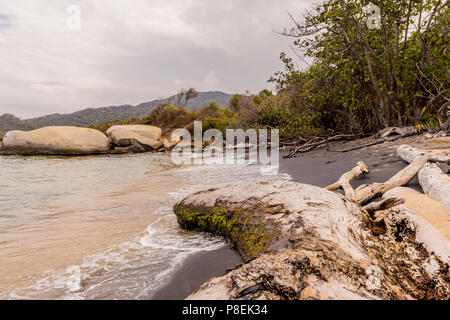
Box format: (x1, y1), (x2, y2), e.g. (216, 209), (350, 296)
(106, 125), (162, 141)
(107, 125), (162, 152)
(174, 180), (449, 300)
(0, 126), (110, 155)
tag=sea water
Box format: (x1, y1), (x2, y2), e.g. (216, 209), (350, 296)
(0, 153), (289, 299)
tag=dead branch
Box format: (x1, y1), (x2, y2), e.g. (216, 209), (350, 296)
(284, 134), (361, 158)
(363, 197), (405, 214)
(354, 155), (430, 204)
(327, 127), (417, 153)
(325, 161), (369, 201)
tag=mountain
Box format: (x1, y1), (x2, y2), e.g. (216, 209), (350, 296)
(26, 91), (234, 128)
(0, 114), (35, 138)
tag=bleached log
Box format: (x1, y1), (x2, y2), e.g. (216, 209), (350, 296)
(325, 161), (369, 201)
(376, 126), (416, 138)
(175, 180), (450, 300)
(397, 145), (450, 213)
(363, 197), (404, 214)
(353, 155), (430, 204)
(397, 145), (450, 164)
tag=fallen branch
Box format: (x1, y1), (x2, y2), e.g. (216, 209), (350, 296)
(327, 131), (416, 153)
(284, 134), (361, 158)
(363, 197), (405, 214)
(325, 161), (369, 201)
(354, 155), (430, 204)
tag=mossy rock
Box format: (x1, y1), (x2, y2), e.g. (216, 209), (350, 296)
(174, 203), (281, 261)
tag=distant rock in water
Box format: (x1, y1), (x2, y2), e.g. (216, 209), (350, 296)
(107, 125), (163, 153)
(1, 126), (110, 155)
(107, 125), (162, 141)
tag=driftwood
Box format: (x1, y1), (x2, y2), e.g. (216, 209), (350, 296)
(327, 127), (417, 153)
(284, 134), (362, 158)
(325, 161), (369, 201)
(363, 197), (405, 214)
(176, 180), (450, 300)
(326, 142), (450, 211)
(326, 154), (435, 205)
(397, 145), (450, 213)
(327, 126), (417, 153)
(374, 126), (416, 138)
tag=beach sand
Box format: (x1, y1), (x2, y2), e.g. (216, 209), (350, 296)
(150, 245), (242, 300)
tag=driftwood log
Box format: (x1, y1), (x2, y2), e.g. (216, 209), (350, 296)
(327, 126), (417, 153)
(174, 180), (449, 300)
(284, 134), (362, 158)
(172, 142), (449, 300)
(397, 145), (450, 213)
(325, 161), (369, 201)
(325, 155), (432, 205)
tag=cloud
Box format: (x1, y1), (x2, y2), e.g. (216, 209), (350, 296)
(0, 0), (313, 118)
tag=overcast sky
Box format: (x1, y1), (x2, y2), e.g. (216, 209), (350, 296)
(0, 0), (313, 119)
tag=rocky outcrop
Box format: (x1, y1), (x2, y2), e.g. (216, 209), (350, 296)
(174, 180), (449, 300)
(0, 126), (110, 155)
(107, 125), (162, 153)
(106, 125), (162, 141)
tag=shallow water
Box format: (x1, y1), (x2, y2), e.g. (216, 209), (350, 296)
(0, 153), (289, 299)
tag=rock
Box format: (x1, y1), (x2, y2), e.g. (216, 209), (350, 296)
(108, 128), (162, 152)
(159, 136), (181, 149)
(174, 180), (449, 300)
(0, 126), (110, 155)
(106, 125), (162, 141)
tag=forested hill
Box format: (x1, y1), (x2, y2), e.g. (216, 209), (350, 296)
(24, 91), (234, 128)
(0, 114), (35, 137)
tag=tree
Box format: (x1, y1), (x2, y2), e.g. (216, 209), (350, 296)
(271, 0), (449, 132)
(175, 88), (199, 107)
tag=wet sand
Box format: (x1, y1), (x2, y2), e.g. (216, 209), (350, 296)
(151, 245), (243, 300)
(279, 135), (425, 191)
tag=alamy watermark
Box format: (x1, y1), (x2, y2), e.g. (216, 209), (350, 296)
(170, 121), (280, 175)
(67, 5), (81, 30)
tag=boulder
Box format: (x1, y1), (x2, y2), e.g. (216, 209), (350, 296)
(108, 129), (162, 151)
(159, 136), (182, 150)
(106, 125), (162, 141)
(0, 126), (110, 155)
(174, 180), (449, 300)
(107, 125), (162, 152)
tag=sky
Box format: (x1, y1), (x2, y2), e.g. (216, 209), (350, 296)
(0, 0), (314, 119)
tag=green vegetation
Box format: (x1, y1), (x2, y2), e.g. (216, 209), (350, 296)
(174, 204), (279, 260)
(7, 3), (448, 141)
(266, 0), (449, 134)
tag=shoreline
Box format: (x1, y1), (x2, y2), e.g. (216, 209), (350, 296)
(148, 135), (434, 300)
(150, 245), (243, 300)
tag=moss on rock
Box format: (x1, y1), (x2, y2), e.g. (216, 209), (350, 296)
(174, 203), (281, 261)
